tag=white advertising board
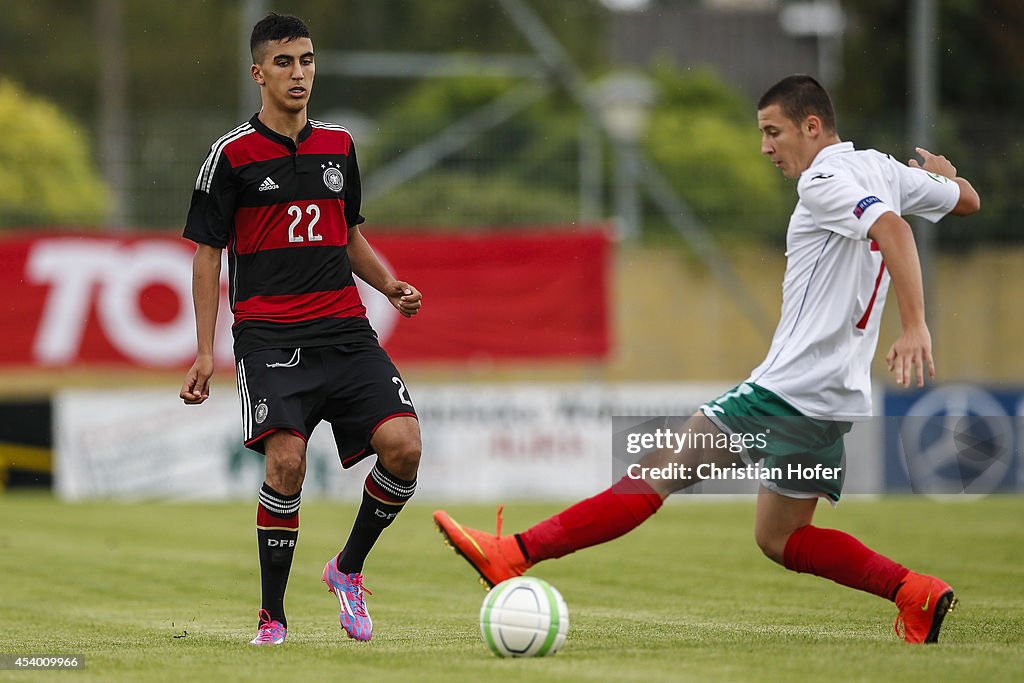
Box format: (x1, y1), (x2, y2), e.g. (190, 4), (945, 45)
(55, 383), (881, 501)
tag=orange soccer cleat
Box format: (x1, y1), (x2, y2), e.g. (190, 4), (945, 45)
(433, 506), (533, 589)
(893, 571), (958, 643)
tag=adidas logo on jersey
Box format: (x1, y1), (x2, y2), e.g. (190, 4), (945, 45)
(258, 177), (280, 191)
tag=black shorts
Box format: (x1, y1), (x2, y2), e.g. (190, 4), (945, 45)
(235, 341), (417, 468)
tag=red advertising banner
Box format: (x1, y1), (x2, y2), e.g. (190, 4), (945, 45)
(0, 230), (610, 369)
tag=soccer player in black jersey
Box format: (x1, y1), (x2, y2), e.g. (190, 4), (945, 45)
(179, 13), (422, 645)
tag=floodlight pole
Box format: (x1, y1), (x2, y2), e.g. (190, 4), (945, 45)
(909, 0), (938, 318)
(96, 0), (129, 229)
(579, 120), (603, 222)
(239, 0), (269, 121)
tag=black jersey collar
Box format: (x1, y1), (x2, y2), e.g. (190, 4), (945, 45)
(249, 114), (313, 149)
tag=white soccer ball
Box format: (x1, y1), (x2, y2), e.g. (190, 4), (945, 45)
(479, 577), (569, 657)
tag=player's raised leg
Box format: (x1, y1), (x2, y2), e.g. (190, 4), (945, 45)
(323, 416), (420, 641)
(434, 472), (664, 589)
(759, 487), (957, 643)
(434, 414), (736, 588)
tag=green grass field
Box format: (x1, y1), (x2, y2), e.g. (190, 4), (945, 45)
(1, 494), (1022, 682)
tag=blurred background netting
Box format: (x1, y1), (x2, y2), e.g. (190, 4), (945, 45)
(1, 0), (1022, 494)
(1, 0), (1020, 246)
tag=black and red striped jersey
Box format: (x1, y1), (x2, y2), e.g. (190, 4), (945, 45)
(184, 114), (375, 359)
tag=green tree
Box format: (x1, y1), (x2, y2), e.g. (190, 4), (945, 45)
(642, 66), (790, 242)
(364, 65), (791, 241)
(838, 0), (1024, 112)
(837, 0), (1024, 247)
(0, 80), (109, 227)
(364, 75), (585, 227)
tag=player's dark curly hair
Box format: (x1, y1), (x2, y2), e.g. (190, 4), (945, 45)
(758, 75), (837, 134)
(250, 13), (311, 63)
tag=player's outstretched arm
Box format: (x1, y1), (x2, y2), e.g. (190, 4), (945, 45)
(909, 147), (981, 216)
(347, 226), (422, 318)
(869, 212), (935, 388)
(180, 244), (221, 404)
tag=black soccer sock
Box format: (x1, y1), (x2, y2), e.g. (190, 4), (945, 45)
(336, 461), (416, 574)
(256, 482), (300, 628)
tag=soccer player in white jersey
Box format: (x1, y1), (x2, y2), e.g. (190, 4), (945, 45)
(434, 75), (981, 644)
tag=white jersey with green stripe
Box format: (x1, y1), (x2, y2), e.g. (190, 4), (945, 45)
(747, 142), (960, 418)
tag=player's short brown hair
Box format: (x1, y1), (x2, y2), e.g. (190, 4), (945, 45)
(250, 13), (311, 63)
(758, 75), (837, 134)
